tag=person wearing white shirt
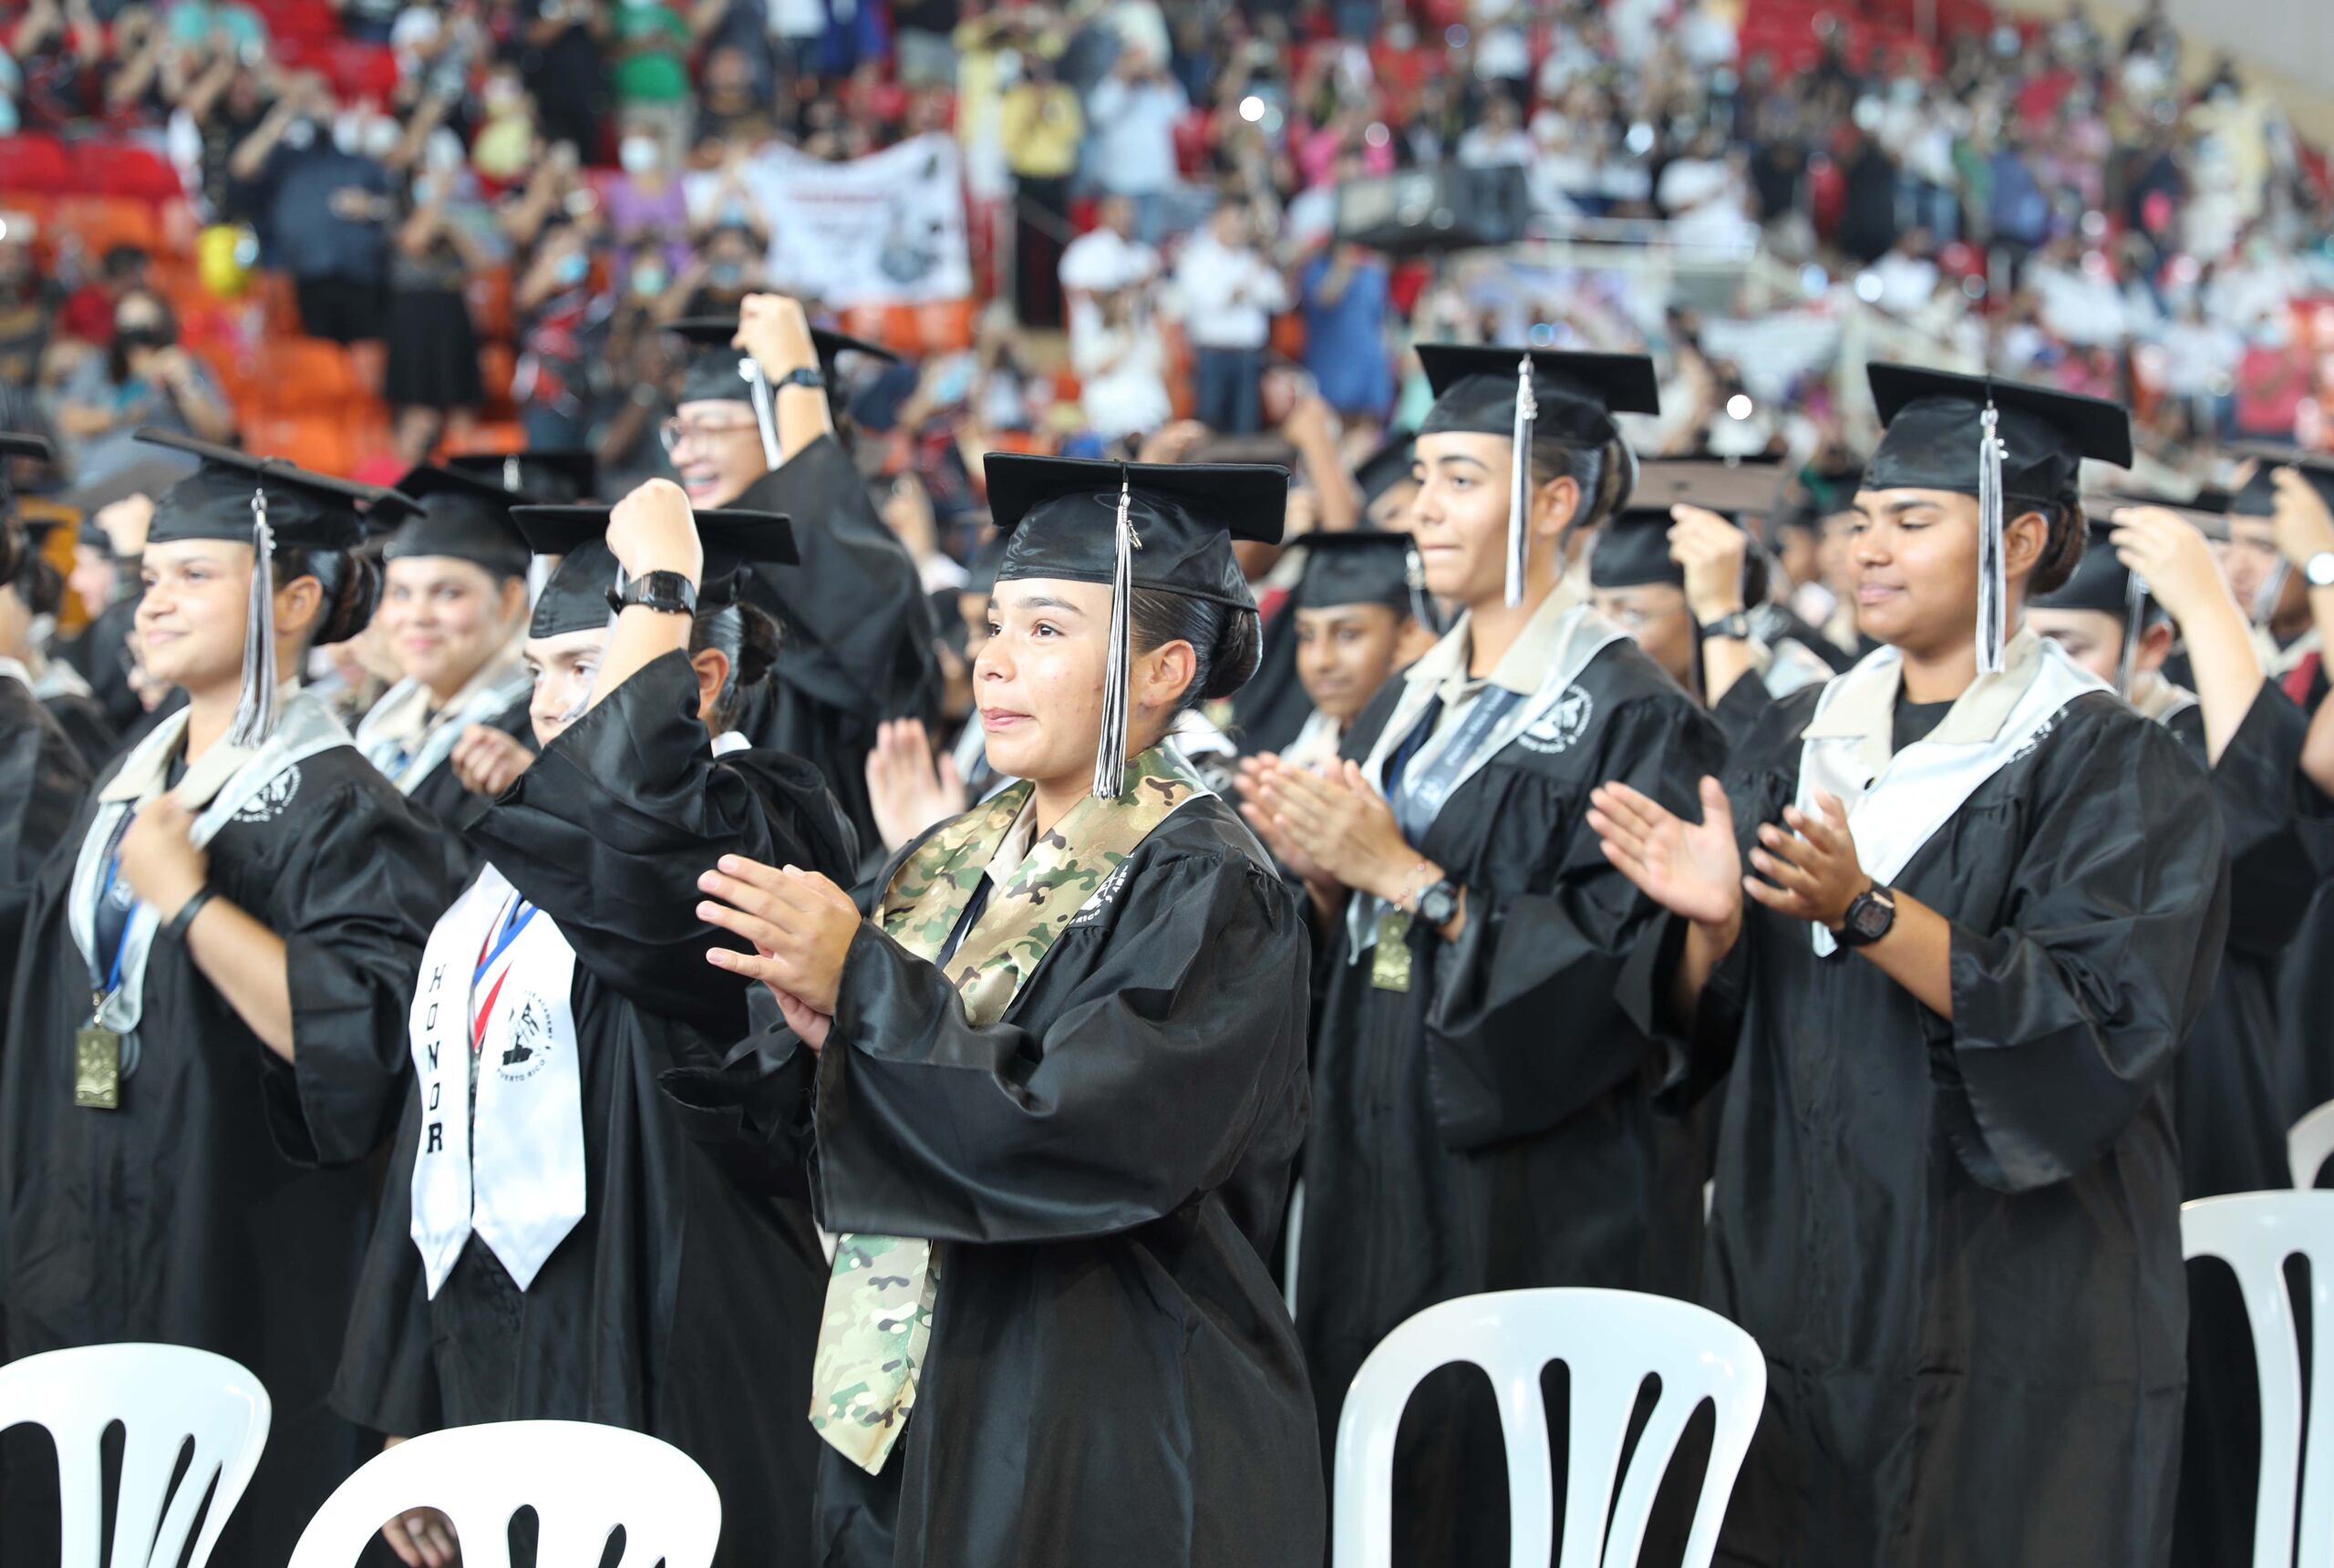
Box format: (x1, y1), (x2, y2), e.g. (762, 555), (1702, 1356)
(1072, 287), (1173, 441)
(1173, 202), (1288, 435)
(1454, 94), (1535, 170)
(1084, 50), (1188, 245)
(1059, 194), (1162, 334)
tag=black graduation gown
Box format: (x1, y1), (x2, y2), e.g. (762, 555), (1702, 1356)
(1676, 686), (2227, 1568)
(2162, 686), (2334, 1568)
(1295, 634), (1726, 1568)
(332, 653), (858, 1568)
(728, 434), (940, 857)
(0, 676), (88, 892)
(663, 795), (1323, 1568)
(40, 687), (119, 773)
(0, 743), (461, 1568)
(1231, 591), (1314, 757)
(401, 691), (538, 844)
(57, 593), (143, 737)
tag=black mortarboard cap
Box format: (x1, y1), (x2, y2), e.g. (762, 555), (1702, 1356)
(1589, 508), (1686, 590)
(378, 465), (533, 578)
(136, 428), (393, 744)
(986, 453), (1286, 795)
(2230, 451), (2334, 521)
(511, 504), (797, 639)
(1863, 365), (2131, 674)
(962, 531), (1009, 596)
(2033, 516), (2155, 621)
(1295, 531), (1420, 614)
(1864, 365), (2133, 506)
(2085, 486), (2231, 543)
(444, 449), (599, 505)
(1593, 457), (1783, 591)
(668, 315), (900, 407)
(0, 433), (55, 583)
(1354, 436), (1419, 508)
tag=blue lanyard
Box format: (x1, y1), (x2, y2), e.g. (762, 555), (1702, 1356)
(1388, 685), (1527, 847)
(88, 814), (138, 1002)
(473, 893), (539, 987)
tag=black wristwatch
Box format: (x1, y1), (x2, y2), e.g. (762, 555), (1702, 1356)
(1833, 883), (1896, 948)
(780, 365), (826, 391)
(1410, 876), (1461, 927)
(1700, 610), (1754, 641)
(608, 571), (699, 616)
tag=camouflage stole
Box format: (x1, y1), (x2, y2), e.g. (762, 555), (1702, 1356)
(810, 744), (1209, 1475)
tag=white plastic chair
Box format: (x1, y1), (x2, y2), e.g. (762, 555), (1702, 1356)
(0, 1342), (271, 1568)
(1332, 1286), (1768, 1568)
(2182, 1191), (2334, 1568)
(2288, 1099), (2334, 1189)
(285, 1419), (722, 1568)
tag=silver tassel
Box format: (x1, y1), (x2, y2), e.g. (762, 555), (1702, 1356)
(228, 487), (278, 748)
(1092, 475), (1138, 799)
(2117, 570), (2149, 698)
(1405, 541), (1435, 633)
(503, 455), (522, 493)
(739, 358), (784, 469)
(2252, 559), (2290, 626)
(1975, 403), (2007, 676)
(1506, 355), (1536, 608)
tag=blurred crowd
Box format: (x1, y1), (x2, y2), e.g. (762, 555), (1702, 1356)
(3, 0), (2333, 552)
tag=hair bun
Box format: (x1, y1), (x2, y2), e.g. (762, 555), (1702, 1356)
(319, 552), (382, 646)
(2029, 500), (2087, 597)
(1203, 605), (1263, 699)
(732, 601), (782, 691)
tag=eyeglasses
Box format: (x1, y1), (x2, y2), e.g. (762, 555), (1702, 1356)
(658, 416), (760, 454)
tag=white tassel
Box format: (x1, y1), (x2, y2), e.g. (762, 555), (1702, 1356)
(1975, 403), (2007, 676)
(2252, 559), (2290, 627)
(739, 358), (784, 469)
(1092, 475), (1138, 799)
(1405, 541), (1435, 633)
(503, 455), (522, 493)
(2117, 570), (2148, 698)
(228, 487), (278, 748)
(1506, 356), (1536, 608)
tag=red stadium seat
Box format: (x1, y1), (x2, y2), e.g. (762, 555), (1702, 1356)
(0, 135), (75, 194)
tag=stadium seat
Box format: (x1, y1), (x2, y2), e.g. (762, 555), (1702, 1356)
(254, 337), (364, 416)
(0, 135), (75, 193)
(51, 197), (164, 262)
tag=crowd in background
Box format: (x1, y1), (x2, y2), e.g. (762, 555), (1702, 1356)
(4, 0), (2333, 561)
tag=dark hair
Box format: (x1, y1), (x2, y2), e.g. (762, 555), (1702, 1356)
(690, 599), (782, 732)
(13, 553), (62, 619)
(106, 287), (179, 385)
(1129, 587), (1263, 713)
(101, 244), (150, 280)
(2027, 500), (2086, 597)
(274, 546), (380, 647)
(1527, 427), (1635, 535)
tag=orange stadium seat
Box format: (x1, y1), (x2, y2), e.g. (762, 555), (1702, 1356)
(254, 337), (363, 416)
(50, 197), (163, 261)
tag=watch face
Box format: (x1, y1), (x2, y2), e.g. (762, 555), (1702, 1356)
(1849, 892), (1892, 941)
(1419, 885), (1457, 923)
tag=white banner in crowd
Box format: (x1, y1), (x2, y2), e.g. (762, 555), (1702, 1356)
(741, 132), (973, 307)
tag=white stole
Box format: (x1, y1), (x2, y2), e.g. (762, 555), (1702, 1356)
(356, 661), (533, 794)
(408, 862), (584, 1297)
(1796, 631), (2105, 956)
(67, 692), (352, 1055)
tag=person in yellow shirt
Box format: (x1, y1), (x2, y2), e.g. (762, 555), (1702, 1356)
(999, 51), (1083, 329)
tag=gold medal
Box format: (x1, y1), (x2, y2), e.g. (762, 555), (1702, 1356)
(74, 1025), (121, 1110)
(1370, 908), (1413, 992)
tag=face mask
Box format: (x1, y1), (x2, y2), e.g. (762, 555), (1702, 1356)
(555, 252), (590, 286)
(117, 324), (174, 350)
(632, 265), (667, 297)
(619, 136), (659, 175)
(364, 118), (401, 160)
(707, 262), (742, 287)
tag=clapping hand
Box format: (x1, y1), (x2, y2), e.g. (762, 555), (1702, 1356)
(1586, 777), (1741, 929)
(864, 717), (966, 853)
(697, 856), (864, 1048)
(449, 724), (536, 798)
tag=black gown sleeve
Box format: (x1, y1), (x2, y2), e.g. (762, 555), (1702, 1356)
(466, 651), (859, 1045)
(328, 1092), (448, 1439)
(2201, 682), (2334, 957)
(1422, 694), (1730, 1148)
(736, 436), (940, 721)
(805, 847), (1310, 1243)
(1941, 706), (2229, 1192)
(265, 778), (466, 1168)
(1709, 667), (1775, 750)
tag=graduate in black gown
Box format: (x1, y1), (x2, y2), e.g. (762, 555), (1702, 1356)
(332, 480), (858, 1568)
(1587, 367), (2229, 1568)
(1589, 455), (1840, 747)
(661, 300), (937, 854)
(1239, 346), (1727, 1566)
(669, 456), (1320, 1568)
(2, 509), (120, 769)
(1233, 434), (1415, 762)
(0, 432), (462, 1568)
(0, 435), (95, 913)
(355, 465), (543, 843)
(1273, 530), (1438, 775)
(2028, 490), (2334, 1568)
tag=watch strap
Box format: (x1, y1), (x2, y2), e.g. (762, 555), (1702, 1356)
(165, 886), (215, 943)
(1700, 611), (1755, 639)
(608, 571), (699, 616)
(780, 366), (826, 391)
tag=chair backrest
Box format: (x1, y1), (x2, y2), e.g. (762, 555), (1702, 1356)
(2181, 1191), (2334, 1568)
(285, 1419), (722, 1568)
(2288, 1100), (2334, 1190)
(1331, 1287), (1768, 1568)
(0, 1343), (271, 1568)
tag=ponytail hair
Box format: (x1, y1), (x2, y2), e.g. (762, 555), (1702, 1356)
(691, 599), (783, 732)
(273, 546), (380, 649)
(1129, 587), (1263, 711)
(1528, 426), (1636, 535)
(2028, 498), (2087, 596)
